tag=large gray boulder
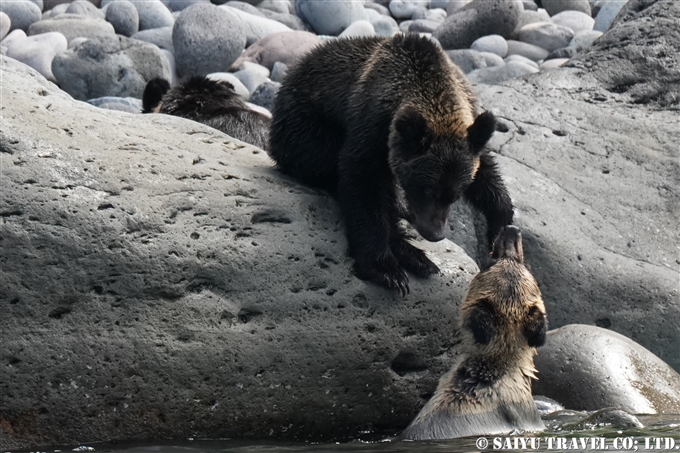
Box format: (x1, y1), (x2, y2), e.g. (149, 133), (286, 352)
(51, 34), (171, 100)
(534, 325), (680, 414)
(0, 55), (478, 449)
(173, 3), (246, 77)
(433, 0), (523, 50)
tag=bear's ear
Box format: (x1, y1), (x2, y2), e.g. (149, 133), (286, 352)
(391, 106), (431, 159)
(467, 111), (496, 153)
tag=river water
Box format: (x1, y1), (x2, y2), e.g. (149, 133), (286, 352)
(13, 413), (680, 453)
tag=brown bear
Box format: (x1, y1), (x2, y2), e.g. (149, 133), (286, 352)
(142, 76), (270, 150)
(268, 35), (513, 295)
(400, 226), (547, 440)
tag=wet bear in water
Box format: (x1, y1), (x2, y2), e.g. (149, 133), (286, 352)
(401, 226), (547, 440)
(142, 76), (270, 150)
(268, 35), (513, 295)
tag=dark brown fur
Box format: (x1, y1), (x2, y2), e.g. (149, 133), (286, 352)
(142, 76), (271, 150)
(401, 226), (547, 440)
(268, 35), (513, 295)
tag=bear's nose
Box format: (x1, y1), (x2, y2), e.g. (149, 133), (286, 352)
(491, 225), (524, 263)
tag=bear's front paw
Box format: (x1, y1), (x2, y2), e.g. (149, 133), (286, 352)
(391, 239), (440, 278)
(354, 254), (410, 296)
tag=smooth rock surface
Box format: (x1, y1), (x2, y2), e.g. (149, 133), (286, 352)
(173, 3), (246, 78)
(515, 8), (552, 30)
(133, 0), (174, 30)
(339, 19), (375, 38)
(551, 10), (594, 34)
(223, 5), (291, 46)
(534, 325), (680, 414)
(5, 30), (67, 82)
(0, 12), (11, 39)
(105, 0), (139, 36)
(206, 71), (250, 100)
(65, 0), (104, 18)
(518, 21), (575, 53)
(28, 15), (115, 43)
(407, 19), (438, 34)
(269, 61), (287, 82)
(470, 34), (507, 57)
(1, 29), (27, 47)
(593, 0), (625, 32)
(433, 0), (523, 49)
(506, 39), (549, 61)
(388, 0), (429, 19)
(230, 31), (320, 71)
(546, 45), (578, 59)
(131, 26), (172, 52)
(541, 0), (591, 16)
(164, 0), (210, 12)
(0, 0), (42, 32)
(0, 55), (479, 449)
(539, 57), (568, 69)
(51, 34), (171, 100)
(258, 9), (307, 31)
(295, 0), (367, 36)
(479, 51), (505, 67)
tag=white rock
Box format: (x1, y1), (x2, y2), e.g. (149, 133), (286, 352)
(6, 31), (66, 81)
(569, 29), (602, 50)
(593, 0), (625, 32)
(551, 10), (594, 34)
(470, 34), (508, 57)
(339, 20), (375, 38)
(518, 21), (575, 52)
(389, 0), (429, 19)
(540, 57), (569, 69)
(505, 53), (539, 68)
(480, 51), (505, 67)
(206, 72), (250, 101)
(222, 5), (291, 46)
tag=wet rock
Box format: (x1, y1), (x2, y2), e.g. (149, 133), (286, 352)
(173, 3), (246, 78)
(434, 0), (523, 49)
(52, 34), (171, 100)
(567, 408), (644, 430)
(0, 55), (479, 450)
(534, 326), (680, 414)
(28, 15), (115, 43)
(533, 396), (564, 415)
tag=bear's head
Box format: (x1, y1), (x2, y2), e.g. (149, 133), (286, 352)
(388, 107), (497, 242)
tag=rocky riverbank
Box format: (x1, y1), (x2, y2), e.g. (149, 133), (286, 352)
(1, 0), (679, 449)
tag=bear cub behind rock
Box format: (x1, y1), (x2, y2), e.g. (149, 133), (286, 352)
(268, 35), (513, 295)
(142, 76), (270, 150)
(401, 226), (547, 440)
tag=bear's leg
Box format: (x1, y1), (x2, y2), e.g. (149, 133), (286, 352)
(337, 144), (410, 295)
(463, 153), (514, 249)
(390, 227), (439, 278)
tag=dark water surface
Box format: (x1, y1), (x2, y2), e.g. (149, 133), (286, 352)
(13, 414), (680, 453)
